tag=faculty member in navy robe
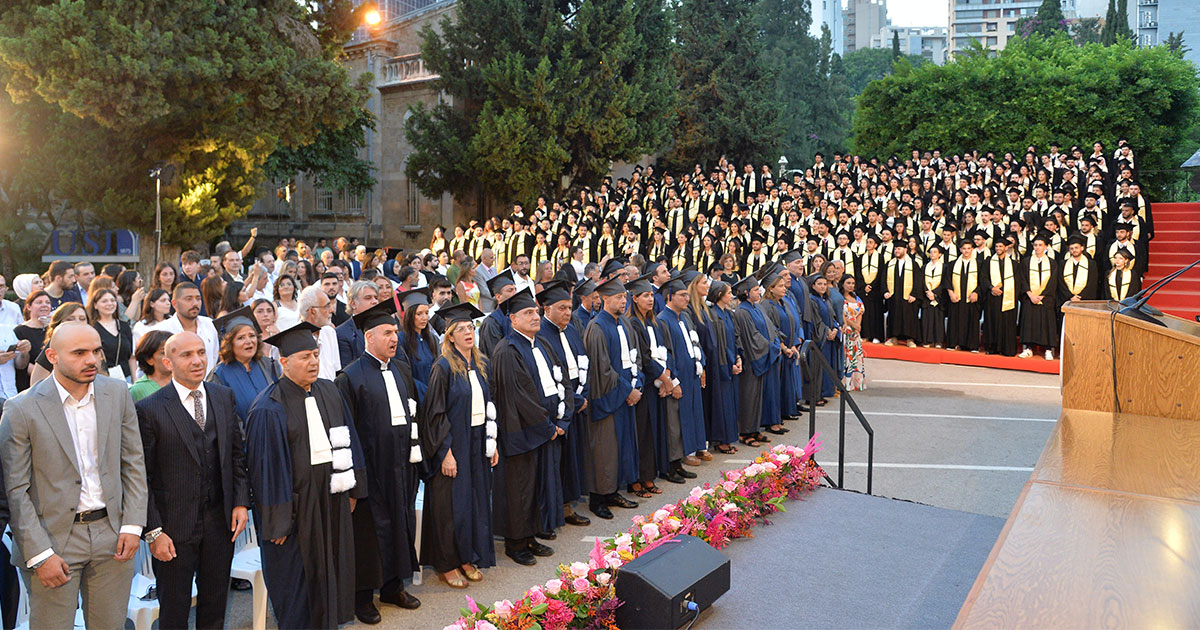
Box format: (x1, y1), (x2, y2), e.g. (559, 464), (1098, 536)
(658, 273), (707, 471)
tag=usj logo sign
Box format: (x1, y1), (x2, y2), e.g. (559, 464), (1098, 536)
(41, 229), (141, 263)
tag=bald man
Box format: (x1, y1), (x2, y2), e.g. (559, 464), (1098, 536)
(134, 332), (249, 628)
(0, 323), (147, 628)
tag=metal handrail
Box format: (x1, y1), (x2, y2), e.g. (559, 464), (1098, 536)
(799, 339), (875, 495)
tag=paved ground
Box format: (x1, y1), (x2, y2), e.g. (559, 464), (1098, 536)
(219, 356), (1061, 629)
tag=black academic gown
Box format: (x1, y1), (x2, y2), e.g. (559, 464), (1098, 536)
(245, 377), (366, 630)
(1020, 253), (1060, 348)
(537, 318), (591, 505)
(335, 353), (422, 591)
(857, 250), (886, 342)
(419, 355), (495, 574)
(489, 331), (561, 541)
(478, 310), (510, 359)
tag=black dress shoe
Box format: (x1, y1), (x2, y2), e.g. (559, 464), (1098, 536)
(606, 493), (639, 509)
(565, 512), (591, 526)
(379, 589), (421, 610)
(355, 601), (382, 624)
(528, 541), (555, 557)
(536, 530), (557, 541)
(675, 467), (698, 479)
(231, 578), (253, 591)
(767, 426), (788, 435)
(799, 404), (811, 412)
(664, 471), (686, 484)
(506, 549), (538, 566)
(590, 503), (614, 519)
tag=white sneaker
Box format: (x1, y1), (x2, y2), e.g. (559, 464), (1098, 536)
(1044, 350), (1055, 361)
(871, 339), (881, 344)
(1018, 348), (1033, 358)
(884, 338), (896, 346)
(906, 340), (917, 348)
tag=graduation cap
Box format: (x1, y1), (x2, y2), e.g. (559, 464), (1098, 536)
(1066, 233), (1087, 248)
(439, 302), (484, 326)
(353, 299), (398, 332)
(1113, 246), (1135, 260)
(213, 306), (260, 337)
(942, 223), (959, 233)
(781, 248), (805, 263)
(502, 287), (539, 315)
(397, 286), (431, 309)
(487, 269), (516, 295)
(674, 268), (701, 286)
(626, 272), (655, 295)
(575, 278), (597, 297)
(595, 276), (626, 297)
(263, 321), (321, 358)
(1079, 213), (1098, 225)
(865, 234), (883, 246)
(731, 275), (760, 298)
(1114, 221), (1133, 232)
(601, 258), (626, 279)
(929, 244), (946, 256)
(750, 230), (767, 244)
(536, 279), (573, 306)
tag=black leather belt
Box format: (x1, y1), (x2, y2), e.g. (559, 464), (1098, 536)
(74, 508), (107, 523)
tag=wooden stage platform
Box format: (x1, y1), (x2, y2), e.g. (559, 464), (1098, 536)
(955, 303), (1200, 628)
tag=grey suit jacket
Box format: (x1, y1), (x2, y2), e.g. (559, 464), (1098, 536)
(0, 375), (147, 566)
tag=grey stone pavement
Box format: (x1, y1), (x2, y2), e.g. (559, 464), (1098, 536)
(217, 357), (1060, 629)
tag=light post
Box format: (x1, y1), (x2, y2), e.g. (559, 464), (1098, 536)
(778, 155), (789, 181)
(149, 165), (162, 268)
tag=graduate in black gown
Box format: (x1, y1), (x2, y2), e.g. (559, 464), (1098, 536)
(856, 235), (887, 343)
(1058, 233), (1101, 304)
(334, 300), (422, 622)
(489, 288), (564, 565)
(419, 303), (497, 590)
(1019, 234), (1060, 360)
(536, 280), (593, 528)
(985, 237), (1021, 357)
(919, 245), (948, 348)
(245, 322), (366, 629)
(946, 239), (983, 351)
(884, 242), (921, 346)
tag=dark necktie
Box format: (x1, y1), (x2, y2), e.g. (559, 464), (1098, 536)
(190, 389), (205, 431)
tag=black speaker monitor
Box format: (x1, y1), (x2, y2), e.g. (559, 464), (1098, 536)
(614, 534), (731, 629)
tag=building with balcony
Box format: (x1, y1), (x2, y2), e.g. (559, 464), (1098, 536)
(846, 0), (890, 53)
(1133, 0), (1200, 67)
(948, 0), (1079, 57)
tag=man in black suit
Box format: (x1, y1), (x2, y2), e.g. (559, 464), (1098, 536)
(135, 331), (250, 629)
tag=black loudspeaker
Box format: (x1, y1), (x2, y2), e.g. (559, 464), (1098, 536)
(614, 534), (731, 629)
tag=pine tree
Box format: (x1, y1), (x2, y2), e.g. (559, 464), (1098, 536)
(892, 31), (901, 60)
(406, 0), (676, 204)
(1114, 0), (1134, 40)
(1100, 0), (1118, 44)
(668, 0), (783, 171)
(1032, 0), (1066, 37)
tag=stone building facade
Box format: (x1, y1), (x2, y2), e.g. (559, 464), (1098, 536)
(232, 0), (492, 254)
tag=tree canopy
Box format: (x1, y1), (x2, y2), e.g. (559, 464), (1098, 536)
(405, 0), (676, 205)
(852, 34), (1200, 196)
(0, 0), (372, 248)
(841, 47), (927, 96)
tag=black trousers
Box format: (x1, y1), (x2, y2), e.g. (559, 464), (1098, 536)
(152, 502), (234, 630)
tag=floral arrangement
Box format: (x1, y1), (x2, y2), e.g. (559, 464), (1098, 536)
(446, 436), (825, 630)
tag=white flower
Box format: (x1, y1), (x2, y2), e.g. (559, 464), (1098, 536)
(653, 509), (670, 522)
(597, 572), (612, 585)
(569, 561), (589, 577)
(722, 502), (739, 512)
(777, 453), (791, 463)
(641, 523), (660, 540)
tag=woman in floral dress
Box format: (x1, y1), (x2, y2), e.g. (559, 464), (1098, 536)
(840, 275), (866, 391)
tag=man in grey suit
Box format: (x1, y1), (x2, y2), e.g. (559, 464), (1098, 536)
(0, 323), (148, 628)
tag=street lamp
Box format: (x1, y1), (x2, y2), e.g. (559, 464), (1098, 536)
(777, 155), (789, 181)
(361, 2), (382, 28)
(149, 165), (162, 268)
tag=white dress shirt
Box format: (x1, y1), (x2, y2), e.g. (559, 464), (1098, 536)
(28, 377), (142, 567)
(0, 325), (18, 399)
(0, 300), (21, 327)
(317, 324), (341, 381)
(172, 379), (207, 424)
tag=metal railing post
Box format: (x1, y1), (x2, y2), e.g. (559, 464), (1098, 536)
(838, 389), (847, 489)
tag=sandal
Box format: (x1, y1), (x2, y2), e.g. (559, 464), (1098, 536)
(439, 571), (468, 589)
(630, 484), (652, 499)
(815, 399), (829, 407)
(461, 564), (483, 582)
(755, 433), (772, 443)
(644, 482), (663, 495)
(739, 435), (761, 448)
(716, 444), (736, 455)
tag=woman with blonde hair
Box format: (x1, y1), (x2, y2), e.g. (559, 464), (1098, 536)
(419, 303), (496, 589)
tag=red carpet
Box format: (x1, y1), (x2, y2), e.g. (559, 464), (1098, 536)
(1145, 202), (1200, 321)
(863, 342), (1061, 374)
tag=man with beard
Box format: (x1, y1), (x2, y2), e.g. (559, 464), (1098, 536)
(152, 282), (220, 374)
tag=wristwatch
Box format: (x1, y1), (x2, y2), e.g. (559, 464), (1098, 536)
(31, 558), (47, 570)
(144, 528), (163, 544)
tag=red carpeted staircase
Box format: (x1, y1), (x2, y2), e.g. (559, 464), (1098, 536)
(1144, 202), (1200, 321)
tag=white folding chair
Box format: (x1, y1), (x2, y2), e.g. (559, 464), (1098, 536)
(126, 539), (198, 630)
(230, 514), (268, 630)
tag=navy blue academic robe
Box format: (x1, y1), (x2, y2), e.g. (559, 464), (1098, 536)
(398, 329), (436, 389)
(245, 377), (367, 630)
(478, 310), (510, 358)
(335, 353), (422, 588)
(335, 317), (365, 368)
(626, 314), (671, 479)
(583, 310), (642, 493)
(657, 308), (706, 454)
(490, 331), (562, 538)
(419, 355), (495, 573)
(710, 307), (740, 445)
(538, 318), (590, 504)
(777, 293), (805, 418)
(738, 301), (780, 430)
(573, 305), (596, 332)
(807, 294), (839, 398)
(210, 358), (279, 424)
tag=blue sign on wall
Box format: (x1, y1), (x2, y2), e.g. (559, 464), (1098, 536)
(42, 229), (141, 262)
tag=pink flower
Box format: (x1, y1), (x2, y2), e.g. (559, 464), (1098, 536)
(614, 533), (632, 547)
(442, 625), (461, 630)
(572, 577), (589, 591)
(723, 502), (739, 512)
(653, 509), (670, 522)
(545, 578), (563, 594)
(725, 470), (742, 482)
(688, 495), (705, 507)
(776, 453), (791, 463)
(604, 551), (623, 569)
(569, 561), (589, 577)
(597, 572), (611, 585)
(641, 523), (660, 540)
(664, 517), (681, 532)
(465, 595), (480, 613)
(476, 623), (499, 630)
(632, 515), (646, 525)
(493, 600), (514, 619)
(722, 480), (737, 492)
(528, 589), (547, 606)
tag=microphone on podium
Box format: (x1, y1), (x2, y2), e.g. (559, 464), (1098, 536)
(1117, 257), (1200, 326)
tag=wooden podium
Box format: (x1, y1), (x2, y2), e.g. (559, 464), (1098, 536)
(955, 303), (1200, 628)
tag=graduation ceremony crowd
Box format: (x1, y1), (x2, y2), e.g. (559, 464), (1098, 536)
(0, 138), (1153, 629)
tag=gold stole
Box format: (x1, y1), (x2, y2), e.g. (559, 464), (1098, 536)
(1064, 256), (1090, 296)
(887, 258), (915, 298)
(990, 256), (1016, 312)
(1109, 240), (1135, 268)
(1082, 232), (1097, 257)
(924, 260), (944, 306)
(952, 257), (978, 297)
(531, 243), (548, 264)
(862, 252), (880, 284)
(836, 248), (856, 277)
(1108, 269), (1131, 300)
(1028, 255), (1051, 296)
(493, 235), (508, 269)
